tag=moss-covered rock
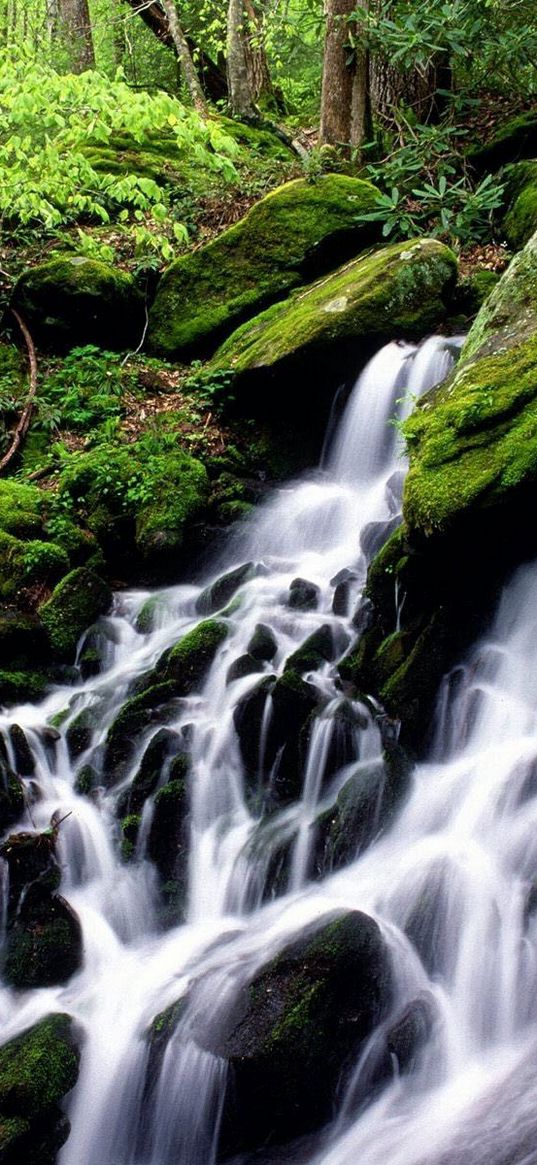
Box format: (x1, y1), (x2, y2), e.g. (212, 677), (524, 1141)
(147, 175), (382, 359)
(0, 1014), (80, 1120)
(122, 727), (184, 816)
(468, 108), (537, 173)
(0, 763), (24, 834)
(196, 562), (255, 615)
(12, 256), (144, 352)
(57, 443), (209, 571)
(102, 682), (177, 787)
(195, 910), (391, 1157)
(0, 1013), (80, 1165)
(502, 159), (537, 250)
(161, 618), (229, 692)
(8, 724), (35, 776)
(210, 239), (457, 426)
(39, 567), (112, 661)
(0, 828), (83, 989)
(349, 231), (537, 748)
(0, 670), (49, 708)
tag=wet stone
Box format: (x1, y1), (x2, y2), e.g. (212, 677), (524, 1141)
(287, 578), (320, 611)
(8, 725), (35, 777)
(247, 623), (278, 662)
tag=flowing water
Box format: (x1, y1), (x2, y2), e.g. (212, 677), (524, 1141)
(3, 333), (537, 1165)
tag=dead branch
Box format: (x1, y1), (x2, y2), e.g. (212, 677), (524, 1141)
(0, 309), (38, 475)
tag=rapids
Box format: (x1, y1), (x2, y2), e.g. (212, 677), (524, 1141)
(3, 334), (536, 1165)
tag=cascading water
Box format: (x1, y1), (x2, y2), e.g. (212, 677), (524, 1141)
(5, 331), (535, 1165)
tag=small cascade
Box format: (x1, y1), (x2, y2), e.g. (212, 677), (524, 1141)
(6, 333), (526, 1165)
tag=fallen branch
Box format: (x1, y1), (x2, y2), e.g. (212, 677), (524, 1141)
(0, 309), (38, 475)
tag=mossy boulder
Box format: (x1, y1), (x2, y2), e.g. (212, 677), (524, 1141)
(57, 443), (208, 571)
(102, 682), (177, 787)
(12, 256), (144, 351)
(0, 1013), (80, 1165)
(160, 618), (229, 693)
(502, 159), (537, 250)
(0, 829), (83, 989)
(348, 230), (537, 748)
(468, 108), (537, 173)
(210, 239), (457, 426)
(147, 175), (382, 359)
(196, 910), (391, 1157)
(0, 670), (49, 708)
(122, 728), (184, 816)
(39, 567), (112, 661)
(196, 562), (256, 615)
(0, 761), (24, 834)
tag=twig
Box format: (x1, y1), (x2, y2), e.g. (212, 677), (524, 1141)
(121, 300), (149, 366)
(0, 309), (38, 475)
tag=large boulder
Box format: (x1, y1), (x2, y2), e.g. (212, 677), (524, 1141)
(0, 1013), (81, 1165)
(209, 238), (457, 429)
(147, 175), (382, 359)
(343, 229), (537, 748)
(12, 256), (144, 351)
(195, 910), (392, 1157)
(502, 159), (537, 250)
(468, 108), (537, 174)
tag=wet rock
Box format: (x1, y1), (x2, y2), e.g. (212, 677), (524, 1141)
(102, 682), (178, 787)
(226, 654), (264, 684)
(247, 623), (277, 662)
(160, 618), (229, 694)
(267, 671), (322, 804)
(0, 1012), (81, 1165)
(331, 568), (358, 616)
(148, 779), (189, 923)
(233, 676), (276, 779)
(350, 993), (436, 1106)
(285, 624), (347, 675)
(74, 764), (100, 798)
(195, 910), (392, 1157)
(196, 563), (256, 616)
(78, 621), (119, 680)
(0, 829), (83, 989)
(120, 813), (141, 862)
(287, 578), (320, 611)
(125, 728), (184, 816)
(8, 725), (35, 776)
(65, 706), (100, 760)
(0, 767), (24, 834)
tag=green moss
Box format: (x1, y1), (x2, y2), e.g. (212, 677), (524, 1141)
(120, 814), (141, 861)
(57, 442), (208, 566)
(462, 229), (537, 364)
(102, 682), (176, 785)
(211, 239), (457, 381)
(0, 481), (42, 539)
(147, 175), (381, 359)
(12, 256), (144, 351)
(0, 670), (48, 706)
(0, 1014), (79, 1119)
(503, 161), (537, 250)
(0, 1115), (30, 1153)
(21, 540), (69, 584)
(404, 333), (537, 534)
(163, 618), (229, 692)
(39, 567), (112, 660)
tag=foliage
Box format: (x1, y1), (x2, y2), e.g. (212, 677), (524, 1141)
(358, 172), (505, 246)
(38, 346), (134, 435)
(0, 49), (238, 236)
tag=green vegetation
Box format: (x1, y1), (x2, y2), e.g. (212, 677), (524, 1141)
(39, 567), (112, 658)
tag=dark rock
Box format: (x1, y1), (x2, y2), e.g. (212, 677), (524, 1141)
(74, 764), (99, 797)
(285, 624), (348, 675)
(195, 910), (392, 1157)
(196, 563), (256, 616)
(267, 671), (322, 804)
(0, 766), (24, 835)
(247, 623), (277, 662)
(226, 654), (264, 684)
(102, 682), (178, 787)
(160, 619), (229, 693)
(65, 706), (100, 760)
(126, 728), (184, 816)
(233, 676), (276, 780)
(331, 569), (358, 616)
(288, 578), (320, 611)
(8, 725), (35, 777)
(0, 829), (83, 988)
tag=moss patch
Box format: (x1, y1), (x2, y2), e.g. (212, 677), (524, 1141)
(147, 174), (381, 359)
(503, 160), (537, 250)
(39, 567), (112, 660)
(0, 1014), (80, 1120)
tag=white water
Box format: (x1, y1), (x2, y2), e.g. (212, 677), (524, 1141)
(4, 333), (536, 1165)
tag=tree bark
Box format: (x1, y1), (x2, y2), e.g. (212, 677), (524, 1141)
(243, 0), (273, 105)
(320, 0), (356, 148)
(227, 0), (257, 119)
(57, 0), (95, 72)
(160, 0), (207, 112)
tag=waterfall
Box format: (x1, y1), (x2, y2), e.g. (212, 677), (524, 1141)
(10, 331), (537, 1165)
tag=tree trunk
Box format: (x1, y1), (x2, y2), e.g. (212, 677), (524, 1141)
(320, 0), (356, 148)
(369, 2), (452, 126)
(123, 0), (228, 103)
(160, 0), (207, 113)
(57, 0), (95, 72)
(227, 0), (257, 119)
(243, 0), (273, 105)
